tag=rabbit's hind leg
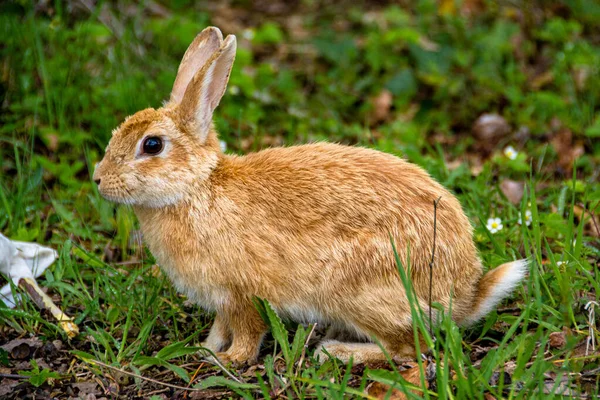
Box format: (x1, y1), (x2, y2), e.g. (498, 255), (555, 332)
(316, 296), (427, 364)
(316, 341), (389, 364)
(315, 330), (425, 365)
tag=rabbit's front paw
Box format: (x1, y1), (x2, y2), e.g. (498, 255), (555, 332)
(213, 351), (254, 366)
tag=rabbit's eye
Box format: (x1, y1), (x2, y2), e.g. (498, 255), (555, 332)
(142, 136), (163, 155)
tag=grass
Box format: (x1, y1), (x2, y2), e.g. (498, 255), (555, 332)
(1, 0), (600, 398)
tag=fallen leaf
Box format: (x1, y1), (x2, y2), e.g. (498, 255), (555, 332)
(366, 361), (428, 400)
(549, 331), (566, 349)
(73, 381), (99, 396)
(550, 129), (585, 173)
(500, 179), (524, 204)
(472, 113), (511, 150)
(10, 343), (32, 360)
(370, 89), (393, 124)
(530, 70), (554, 90)
(573, 66), (591, 91)
(572, 205), (600, 237)
(489, 371), (512, 387)
(1, 338), (42, 359)
(0, 378), (20, 397)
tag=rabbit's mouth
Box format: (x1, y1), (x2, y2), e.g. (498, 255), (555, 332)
(95, 174), (136, 205)
(97, 186), (136, 205)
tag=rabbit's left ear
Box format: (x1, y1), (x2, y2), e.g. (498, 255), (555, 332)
(170, 27), (224, 104)
(178, 35), (236, 143)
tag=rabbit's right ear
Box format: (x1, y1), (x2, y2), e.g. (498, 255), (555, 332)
(170, 27), (223, 104)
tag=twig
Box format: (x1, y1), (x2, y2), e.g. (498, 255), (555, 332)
(84, 359), (203, 392)
(200, 352), (244, 384)
(587, 203), (600, 283)
(187, 361), (206, 388)
(296, 323), (317, 375)
(584, 301), (598, 356)
(18, 277), (79, 338)
(0, 374), (29, 380)
(429, 196), (442, 337)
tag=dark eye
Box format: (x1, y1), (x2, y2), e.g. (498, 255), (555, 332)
(142, 136), (163, 155)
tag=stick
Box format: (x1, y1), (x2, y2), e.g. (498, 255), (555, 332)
(85, 359), (203, 392)
(18, 277), (79, 338)
(429, 197), (442, 338)
(200, 352), (243, 384)
(296, 323), (317, 375)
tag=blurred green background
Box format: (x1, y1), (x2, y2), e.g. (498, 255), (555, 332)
(2, 1), (600, 397)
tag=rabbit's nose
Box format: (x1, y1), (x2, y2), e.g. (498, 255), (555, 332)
(94, 178), (101, 185)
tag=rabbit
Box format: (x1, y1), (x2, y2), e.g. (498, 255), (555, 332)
(93, 26), (528, 365)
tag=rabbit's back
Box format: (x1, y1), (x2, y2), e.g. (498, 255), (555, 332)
(217, 142), (467, 246)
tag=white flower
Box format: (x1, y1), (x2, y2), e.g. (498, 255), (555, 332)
(219, 140), (227, 153)
(557, 261), (566, 266)
(229, 85), (240, 95)
(518, 209), (532, 226)
(486, 217), (503, 234)
(504, 145), (518, 160)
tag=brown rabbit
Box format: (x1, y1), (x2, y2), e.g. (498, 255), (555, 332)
(93, 27), (528, 365)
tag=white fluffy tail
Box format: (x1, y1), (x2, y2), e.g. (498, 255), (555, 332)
(463, 259), (529, 325)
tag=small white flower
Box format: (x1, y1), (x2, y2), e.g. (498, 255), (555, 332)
(486, 217), (503, 234)
(518, 209), (532, 226)
(504, 145), (518, 160)
(229, 85), (240, 95)
(219, 140), (227, 153)
(556, 261), (566, 266)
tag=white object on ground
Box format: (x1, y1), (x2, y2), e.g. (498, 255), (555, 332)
(0, 233), (79, 337)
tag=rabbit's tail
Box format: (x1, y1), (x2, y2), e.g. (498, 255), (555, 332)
(462, 259), (529, 325)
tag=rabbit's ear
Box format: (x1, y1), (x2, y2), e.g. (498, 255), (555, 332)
(170, 27), (224, 104)
(179, 35), (236, 143)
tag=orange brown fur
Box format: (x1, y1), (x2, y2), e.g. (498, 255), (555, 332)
(93, 27), (528, 364)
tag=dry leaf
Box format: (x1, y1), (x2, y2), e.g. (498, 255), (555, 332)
(550, 129), (585, 172)
(500, 179), (524, 204)
(371, 89), (393, 124)
(549, 331), (567, 349)
(530, 70), (554, 90)
(473, 114), (510, 142)
(572, 205), (600, 237)
(366, 362), (427, 400)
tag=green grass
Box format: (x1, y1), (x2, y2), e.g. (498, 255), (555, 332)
(1, 0), (600, 398)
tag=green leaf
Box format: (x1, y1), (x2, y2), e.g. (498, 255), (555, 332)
(386, 69), (417, 99)
(196, 375), (259, 390)
(584, 118), (600, 137)
(19, 359), (61, 387)
(71, 350), (97, 361)
(254, 297), (290, 364)
(134, 356), (190, 383)
(0, 349), (9, 366)
(290, 324), (308, 362)
(155, 340), (202, 361)
(253, 22), (284, 44)
(71, 246), (106, 268)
